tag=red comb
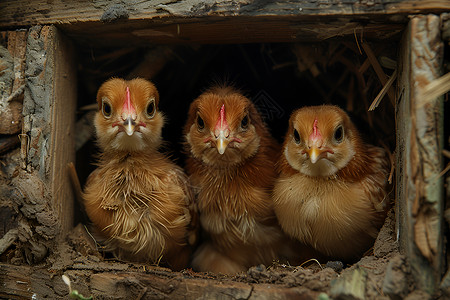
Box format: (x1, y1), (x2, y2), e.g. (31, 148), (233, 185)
(126, 86), (131, 111)
(122, 86), (136, 115)
(215, 104), (229, 131)
(313, 119), (318, 136)
(309, 118), (322, 141)
(219, 104), (225, 128)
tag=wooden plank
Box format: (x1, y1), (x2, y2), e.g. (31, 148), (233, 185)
(0, 263), (320, 299)
(0, 264), (65, 299)
(0, 1), (449, 45)
(9, 25), (76, 263)
(47, 26), (77, 236)
(89, 271), (319, 299)
(1, 0), (449, 28)
(396, 14), (444, 294)
(58, 17), (405, 46)
(0, 264), (34, 299)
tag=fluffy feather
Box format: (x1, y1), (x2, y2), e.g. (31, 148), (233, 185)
(83, 78), (197, 270)
(273, 105), (390, 262)
(184, 85), (298, 274)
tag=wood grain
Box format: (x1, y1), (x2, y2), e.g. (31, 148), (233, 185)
(0, 263), (320, 299)
(396, 14), (444, 294)
(1, 0), (449, 27)
(47, 26), (77, 236)
(1, 1), (449, 45)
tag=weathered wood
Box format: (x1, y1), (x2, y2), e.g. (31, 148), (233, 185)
(1, 1), (448, 45)
(47, 26), (77, 234)
(0, 263), (68, 299)
(7, 30), (27, 94)
(3, 25), (77, 263)
(0, 222), (336, 298)
(0, 31), (26, 135)
(419, 72), (450, 104)
(0, 100), (22, 135)
(61, 17), (405, 46)
(1, 0), (449, 27)
(0, 263), (321, 300)
(396, 14), (444, 294)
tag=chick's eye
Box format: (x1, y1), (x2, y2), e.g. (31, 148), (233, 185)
(101, 99), (112, 118)
(241, 115), (249, 129)
(293, 129), (301, 144)
(197, 115), (205, 130)
(333, 125), (344, 143)
(146, 98), (156, 119)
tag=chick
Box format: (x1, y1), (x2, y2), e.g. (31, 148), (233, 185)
(273, 105), (390, 262)
(183, 85), (293, 274)
(83, 78), (196, 270)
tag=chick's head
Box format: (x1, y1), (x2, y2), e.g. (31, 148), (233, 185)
(284, 105), (358, 177)
(184, 86), (263, 167)
(95, 78), (164, 152)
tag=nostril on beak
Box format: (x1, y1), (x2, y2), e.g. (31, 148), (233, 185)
(123, 117), (136, 136)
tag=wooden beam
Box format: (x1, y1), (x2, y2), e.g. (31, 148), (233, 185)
(1, 0), (449, 28)
(22, 25), (76, 234)
(47, 26), (77, 235)
(0, 263), (321, 299)
(58, 17), (405, 46)
(8, 25), (76, 263)
(0, 264), (67, 299)
(1, 1), (449, 45)
(396, 14), (444, 294)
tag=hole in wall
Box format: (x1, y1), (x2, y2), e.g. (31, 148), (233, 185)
(74, 38), (399, 260)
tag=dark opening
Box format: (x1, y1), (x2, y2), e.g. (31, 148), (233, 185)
(74, 39), (398, 247)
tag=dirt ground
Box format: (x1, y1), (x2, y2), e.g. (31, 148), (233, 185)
(2, 206), (430, 300)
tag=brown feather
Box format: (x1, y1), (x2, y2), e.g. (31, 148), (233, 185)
(273, 105), (390, 262)
(83, 78), (197, 270)
(184, 86), (300, 274)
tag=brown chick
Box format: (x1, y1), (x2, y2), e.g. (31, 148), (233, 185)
(83, 78), (197, 271)
(184, 85), (297, 274)
(273, 105), (390, 262)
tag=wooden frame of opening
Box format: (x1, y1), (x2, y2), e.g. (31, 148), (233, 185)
(0, 1), (448, 298)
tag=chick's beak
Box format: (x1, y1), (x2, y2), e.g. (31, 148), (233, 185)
(216, 130), (230, 155)
(123, 116), (136, 136)
(307, 147), (323, 164)
(305, 143), (334, 164)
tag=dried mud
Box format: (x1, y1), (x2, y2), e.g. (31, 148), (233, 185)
(2, 208), (426, 299)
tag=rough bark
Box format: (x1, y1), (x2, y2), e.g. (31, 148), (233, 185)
(396, 14), (444, 294)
